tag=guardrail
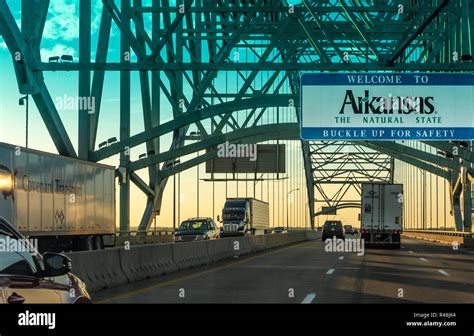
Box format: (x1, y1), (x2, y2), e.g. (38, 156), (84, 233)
(67, 230), (320, 293)
(116, 229), (175, 236)
(402, 229), (474, 248)
(403, 230), (472, 238)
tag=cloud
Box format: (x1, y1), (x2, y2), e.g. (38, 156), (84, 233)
(42, 0), (104, 41)
(43, 0), (79, 41)
(40, 44), (76, 62)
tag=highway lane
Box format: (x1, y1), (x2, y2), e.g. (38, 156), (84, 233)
(94, 236), (474, 304)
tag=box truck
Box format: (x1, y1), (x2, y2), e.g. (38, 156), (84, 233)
(0, 142), (115, 252)
(360, 183), (403, 248)
(218, 198), (269, 237)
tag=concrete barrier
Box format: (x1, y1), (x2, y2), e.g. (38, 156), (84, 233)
(205, 238), (234, 263)
(273, 233), (286, 247)
(464, 238), (474, 248)
(115, 235), (173, 246)
(119, 244), (178, 283)
(66, 248), (128, 293)
(229, 237), (252, 256)
(68, 230), (318, 294)
(248, 235), (267, 252)
(172, 241), (211, 270)
(305, 230), (319, 240)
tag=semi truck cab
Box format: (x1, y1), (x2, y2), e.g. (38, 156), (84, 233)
(219, 199), (251, 237)
(218, 198), (269, 237)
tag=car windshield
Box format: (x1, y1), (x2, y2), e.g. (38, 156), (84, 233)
(179, 221), (208, 231)
(222, 212), (244, 220)
(324, 221), (341, 227)
(225, 200), (247, 208)
(0, 232), (39, 276)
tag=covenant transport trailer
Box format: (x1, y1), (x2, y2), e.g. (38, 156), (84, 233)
(220, 198), (270, 237)
(360, 183), (403, 248)
(0, 142), (115, 252)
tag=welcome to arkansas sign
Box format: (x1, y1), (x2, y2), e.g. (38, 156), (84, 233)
(300, 73), (474, 140)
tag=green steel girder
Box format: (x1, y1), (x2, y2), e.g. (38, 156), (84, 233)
(128, 123), (298, 172)
(423, 141), (474, 164)
(130, 172), (155, 198)
(89, 7), (112, 153)
(386, 0), (451, 65)
(0, 0), (76, 157)
(139, 0), (272, 232)
(91, 94), (297, 161)
(366, 141), (462, 170)
(315, 203), (361, 216)
(358, 141), (451, 180)
(302, 141), (315, 228)
(31, 62), (474, 71)
(157, 129), (299, 181)
(78, 0), (91, 160)
(339, 0), (383, 61)
(2, 0), (473, 233)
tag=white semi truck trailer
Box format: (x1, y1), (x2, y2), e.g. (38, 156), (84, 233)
(0, 142), (115, 252)
(219, 198), (270, 237)
(360, 183), (403, 248)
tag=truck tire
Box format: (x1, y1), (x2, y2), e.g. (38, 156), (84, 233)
(94, 236), (104, 250)
(76, 236), (95, 251)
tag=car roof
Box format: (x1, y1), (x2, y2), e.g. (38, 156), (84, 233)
(184, 217), (212, 221)
(0, 217), (23, 239)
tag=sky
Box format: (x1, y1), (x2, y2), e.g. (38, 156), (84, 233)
(0, 0), (456, 231)
(0, 0), (316, 231)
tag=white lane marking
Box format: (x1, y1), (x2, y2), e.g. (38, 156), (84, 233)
(339, 256), (344, 260)
(438, 269), (449, 276)
(459, 248), (474, 255)
(326, 268), (335, 275)
(408, 251), (414, 254)
(239, 265), (428, 272)
(420, 257), (427, 261)
(301, 293), (316, 304)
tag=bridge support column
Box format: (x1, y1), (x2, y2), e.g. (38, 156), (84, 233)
(119, 168), (130, 235)
(463, 171), (472, 232)
(119, 0), (131, 235)
(302, 141), (315, 229)
(451, 174), (463, 232)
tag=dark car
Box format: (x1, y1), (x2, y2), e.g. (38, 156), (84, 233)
(174, 218), (220, 242)
(0, 217), (92, 304)
(322, 220), (345, 241)
(344, 225), (356, 235)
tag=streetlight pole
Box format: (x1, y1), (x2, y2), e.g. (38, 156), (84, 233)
(286, 188), (299, 229)
(19, 95), (29, 148)
(172, 158), (180, 231)
(173, 172), (176, 231)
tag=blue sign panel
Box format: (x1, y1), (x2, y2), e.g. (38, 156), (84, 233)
(300, 73), (474, 140)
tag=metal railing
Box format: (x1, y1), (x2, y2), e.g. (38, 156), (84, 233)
(403, 229), (472, 238)
(116, 228), (175, 236)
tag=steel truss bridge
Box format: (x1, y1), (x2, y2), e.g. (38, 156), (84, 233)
(0, 0), (473, 232)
